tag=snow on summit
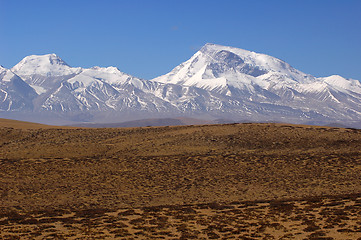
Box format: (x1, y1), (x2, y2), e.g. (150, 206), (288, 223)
(152, 43), (316, 94)
(83, 66), (135, 85)
(11, 53), (80, 77)
(320, 75), (361, 94)
(1, 44), (361, 127)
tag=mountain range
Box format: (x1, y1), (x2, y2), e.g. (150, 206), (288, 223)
(1, 43), (361, 127)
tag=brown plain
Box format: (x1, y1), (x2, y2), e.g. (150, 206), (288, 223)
(0, 118), (360, 239)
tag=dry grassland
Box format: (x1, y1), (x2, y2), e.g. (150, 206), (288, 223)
(0, 119), (360, 239)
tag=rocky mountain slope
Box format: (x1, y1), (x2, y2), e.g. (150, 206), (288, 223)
(1, 44), (360, 127)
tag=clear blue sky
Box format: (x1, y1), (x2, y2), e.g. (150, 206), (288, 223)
(1, 0), (360, 80)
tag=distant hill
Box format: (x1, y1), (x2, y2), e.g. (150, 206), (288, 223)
(69, 117), (238, 128)
(0, 118), (69, 129)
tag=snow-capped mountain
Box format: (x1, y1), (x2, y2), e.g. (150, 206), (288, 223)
(153, 43), (316, 95)
(153, 43), (361, 125)
(39, 65), (242, 118)
(12, 54), (82, 95)
(41, 66), (176, 113)
(1, 44), (361, 127)
(0, 66), (37, 111)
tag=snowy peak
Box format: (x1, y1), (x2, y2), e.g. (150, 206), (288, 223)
(319, 75), (361, 94)
(199, 43), (313, 82)
(78, 66), (138, 86)
(0, 66), (37, 111)
(90, 66), (121, 74)
(11, 54), (83, 95)
(200, 43), (256, 60)
(12, 53), (80, 77)
(152, 43), (315, 94)
(1, 46), (361, 127)
(44, 53), (69, 66)
(81, 66), (142, 82)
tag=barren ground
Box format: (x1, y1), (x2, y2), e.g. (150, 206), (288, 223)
(0, 119), (360, 239)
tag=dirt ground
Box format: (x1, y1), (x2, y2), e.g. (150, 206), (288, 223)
(0, 119), (360, 239)
(1, 194), (361, 239)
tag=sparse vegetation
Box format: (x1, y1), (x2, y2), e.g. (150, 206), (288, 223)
(0, 120), (360, 239)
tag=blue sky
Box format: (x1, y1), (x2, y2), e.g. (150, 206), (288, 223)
(1, 0), (360, 80)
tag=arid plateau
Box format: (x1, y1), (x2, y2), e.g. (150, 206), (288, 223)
(0, 119), (360, 239)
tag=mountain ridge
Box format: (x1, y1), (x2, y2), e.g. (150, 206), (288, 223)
(1, 44), (361, 127)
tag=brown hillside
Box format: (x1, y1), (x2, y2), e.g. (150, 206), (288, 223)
(0, 118), (72, 129)
(1, 122), (360, 208)
(0, 120), (361, 239)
